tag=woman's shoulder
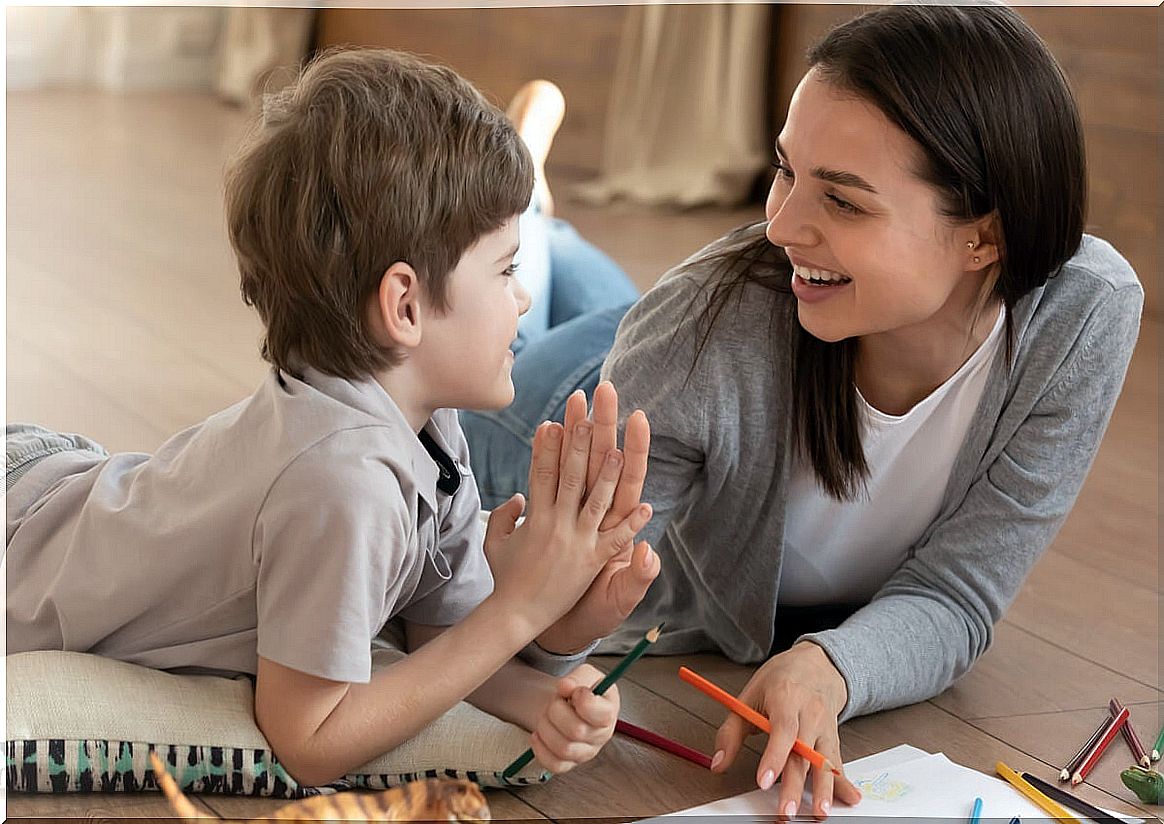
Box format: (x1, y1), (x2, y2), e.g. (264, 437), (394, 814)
(1060, 234), (1141, 295)
(615, 221), (793, 348)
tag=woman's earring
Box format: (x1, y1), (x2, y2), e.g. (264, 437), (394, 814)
(973, 256), (981, 263)
(966, 240), (975, 249)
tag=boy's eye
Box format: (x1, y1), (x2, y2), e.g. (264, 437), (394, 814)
(502, 262), (520, 277)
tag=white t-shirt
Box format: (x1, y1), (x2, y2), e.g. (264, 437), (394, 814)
(778, 306), (1006, 607)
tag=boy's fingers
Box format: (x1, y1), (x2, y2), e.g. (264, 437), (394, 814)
(556, 420), (592, 508)
(602, 409), (650, 530)
(483, 494), (525, 559)
(580, 448), (623, 531)
(558, 390), (588, 479)
(529, 730), (575, 775)
(527, 423), (562, 515)
(569, 686), (618, 729)
(587, 381), (619, 489)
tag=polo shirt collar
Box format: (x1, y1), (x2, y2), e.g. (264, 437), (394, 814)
(286, 365), (457, 510)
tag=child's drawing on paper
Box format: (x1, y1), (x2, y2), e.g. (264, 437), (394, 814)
(853, 771), (912, 802)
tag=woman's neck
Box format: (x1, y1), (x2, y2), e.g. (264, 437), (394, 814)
(855, 298), (1002, 416)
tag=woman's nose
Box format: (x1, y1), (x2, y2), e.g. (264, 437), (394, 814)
(765, 184), (818, 251)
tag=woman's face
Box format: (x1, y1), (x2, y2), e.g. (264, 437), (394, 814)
(765, 69), (995, 344)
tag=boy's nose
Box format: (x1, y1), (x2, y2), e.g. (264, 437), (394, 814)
(516, 280), (532, 316)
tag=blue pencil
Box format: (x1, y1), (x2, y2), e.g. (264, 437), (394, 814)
(970, 797), (983, 824)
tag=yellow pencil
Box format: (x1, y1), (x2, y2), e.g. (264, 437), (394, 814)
(995, 761), (1080, 823)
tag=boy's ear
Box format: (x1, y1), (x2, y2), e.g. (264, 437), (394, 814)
(369, 262), (423, 349)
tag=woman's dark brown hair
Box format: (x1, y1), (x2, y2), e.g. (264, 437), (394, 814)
(690, 4), (1086, 500)
(226, 48), (533, 379)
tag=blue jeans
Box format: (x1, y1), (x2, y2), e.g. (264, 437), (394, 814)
(460, 217), (636, 509)
(5, 424), (107, 492)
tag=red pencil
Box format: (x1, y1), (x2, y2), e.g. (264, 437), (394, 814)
(1072, 705), (1129, 786)
(1109, 698), (1152, 768)
(616, 719), (714, 770)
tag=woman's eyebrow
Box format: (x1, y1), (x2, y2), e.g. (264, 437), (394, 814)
(775, 137), (880, 195)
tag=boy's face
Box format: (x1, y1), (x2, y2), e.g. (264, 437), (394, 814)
(418, 217), (531, 411)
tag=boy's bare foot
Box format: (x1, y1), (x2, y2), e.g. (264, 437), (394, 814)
(507, 80), (565, 216)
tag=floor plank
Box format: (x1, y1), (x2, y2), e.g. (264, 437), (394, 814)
(1005, 551), (1159, 688)
(509, 675), (761, 820)
(1050, 319), (1159, 590)
(5, 790), (214, 819)
(199, 786), (551, 821)
(932, 620), (1160, 720)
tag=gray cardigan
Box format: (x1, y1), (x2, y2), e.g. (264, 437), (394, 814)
(598, 224), (1143, 721)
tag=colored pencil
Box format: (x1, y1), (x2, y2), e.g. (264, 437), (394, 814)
(1061, 717), (1109, 782)
(1109, 698), (1151, 768)
(1153, 721), (1164, 762)
(501, 624), (663, 780)
(969, 797), (983, 824)
(615, 719), (713, 769)
(677, 666), (839, 775)
(1009, 818), (1021, 824)
(995, 761), (1081, 824)
(1072, 706), (1129, 786)
(1021, 771), (1124, 824)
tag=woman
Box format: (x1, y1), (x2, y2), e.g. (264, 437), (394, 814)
(461, 5), (1143, 815)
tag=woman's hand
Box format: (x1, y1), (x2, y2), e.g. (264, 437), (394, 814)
(529, 663), (619, 773)
(712, 642), (862, 818)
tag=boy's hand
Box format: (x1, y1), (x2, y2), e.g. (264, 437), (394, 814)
(537, 384), (658, 654)
(529, 663), (619, 774)
(483, 415), (647, 640)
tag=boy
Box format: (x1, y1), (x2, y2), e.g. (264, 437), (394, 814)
(5, 49), (658, 787)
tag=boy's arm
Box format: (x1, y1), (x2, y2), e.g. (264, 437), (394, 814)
(255, 595), (530, 787)
(256, 420), (639, 786)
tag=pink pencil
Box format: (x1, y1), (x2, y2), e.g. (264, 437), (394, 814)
(616, 719), (714, 769)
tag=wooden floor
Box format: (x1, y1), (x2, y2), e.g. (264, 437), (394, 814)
(5, 90), (1160, 822)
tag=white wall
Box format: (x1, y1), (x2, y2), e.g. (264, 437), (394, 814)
(6, 7), (225, 91)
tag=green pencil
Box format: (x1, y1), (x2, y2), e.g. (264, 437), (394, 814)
(501, 624), (663, 781)
(1153, 721), (1163, 762)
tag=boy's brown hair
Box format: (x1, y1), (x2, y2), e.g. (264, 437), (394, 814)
(225, 48), (533, 379)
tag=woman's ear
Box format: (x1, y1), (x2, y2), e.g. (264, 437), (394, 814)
(368, 262), (423, 349)
(964, 212), (1003, 272)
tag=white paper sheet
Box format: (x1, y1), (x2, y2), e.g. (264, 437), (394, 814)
(639, 745), (1141, 823)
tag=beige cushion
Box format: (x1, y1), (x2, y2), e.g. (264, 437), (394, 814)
(6, 644), (547, 796)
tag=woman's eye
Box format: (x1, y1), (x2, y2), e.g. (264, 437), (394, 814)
(771, 159), (794, 180)
(502, 262), (520, 277)
(826, 193), (859, 215)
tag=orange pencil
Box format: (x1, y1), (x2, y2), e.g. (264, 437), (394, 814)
(678, 666), (840, 775)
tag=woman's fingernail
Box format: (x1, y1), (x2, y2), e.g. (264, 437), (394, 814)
(546, 425), (560, 441)
(784, 801), (798, 818)
(820, 799), (831, 815)
(759, 769), (776, 790)
(710, 750), (724, 770)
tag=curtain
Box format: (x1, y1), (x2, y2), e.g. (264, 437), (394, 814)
(574, 3), (772, 208)
(216, 8), (315, 107)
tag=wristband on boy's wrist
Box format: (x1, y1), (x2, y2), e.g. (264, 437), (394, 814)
(517, 637), (603, 677)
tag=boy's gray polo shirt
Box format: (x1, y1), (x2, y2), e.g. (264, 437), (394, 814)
(6, 366), (494, 684)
